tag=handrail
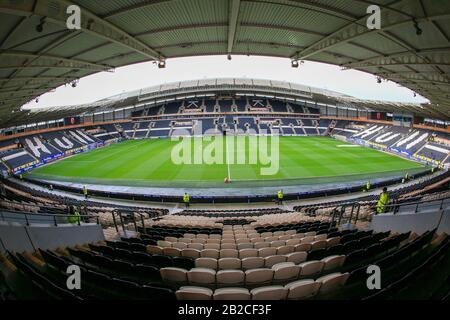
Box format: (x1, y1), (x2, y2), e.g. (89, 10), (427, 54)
(0, 208), (98, 227)
(379, 195), (448, 214)
(330, 192), (449, 225)
(110, 210), (148, 235)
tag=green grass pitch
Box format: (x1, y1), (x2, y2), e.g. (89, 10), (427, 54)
(28, 136), (424, 187)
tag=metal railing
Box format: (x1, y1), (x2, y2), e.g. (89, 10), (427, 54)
(330, 194), (449, 226)
(0, 209), (99, 227)
(111, 209), (149, 234)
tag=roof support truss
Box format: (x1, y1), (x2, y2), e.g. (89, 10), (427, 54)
(0, 52), (112, 71)
(293, 11), (450, 60)
(227, 0), (241, 55)
(0, 0), (164, 61)
(342, 48), (450, 68)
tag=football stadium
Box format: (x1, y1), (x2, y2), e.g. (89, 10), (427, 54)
(0, 0), (449, 307)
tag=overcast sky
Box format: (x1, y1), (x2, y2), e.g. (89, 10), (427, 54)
(24, 55), (428, 110)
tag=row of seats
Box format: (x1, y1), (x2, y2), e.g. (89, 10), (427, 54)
(254, 221), (333, 233)
(148, 238), (338, 257)
(192, 253), (344, 270)
(160, 257), (346, 287)
(176, 272), (349, 300)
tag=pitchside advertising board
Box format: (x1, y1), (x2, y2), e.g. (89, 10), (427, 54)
(12, 142), (103, 175)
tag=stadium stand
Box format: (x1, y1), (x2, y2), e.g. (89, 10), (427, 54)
(0, 0), (449, 303)
(2, 205), (449, 300)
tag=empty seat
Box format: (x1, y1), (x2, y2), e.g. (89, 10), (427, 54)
(316, 272), (350, 294)
(221, 243), (237, 250)
(241, 257), (265, 270)
(286, 239), (301, 246)
(326, 237), (341, 248)
(310, 240), (327, 250)
(285, 279), (321, 300)
(277, 245), (295, 255)
(314, 234), (327, 241)
(178, 238), (192, 244)
(173, 256), (194, 270)
(272, 262), (301, 282)
(286, 251), (308, 264)
(176, 286), (213, 300)
(245, 268), (274, 285)
(220, 249), (239, 258)
(216, 270), (245, 286)
(147, 245), (163, 255)
(251, 286), (288, 300)
(322, 255), (346, 271)
(165, 236), (178, 242)
(299, 261), (324, 277)
(195, 257), (218, 270)
(265, 255), (287, 267)
(254, 242), (270, 249)
(239, 248), (258, 259)
(188, 243), (204, 250)
(258, 247), (277, 257)
(218, 258), (241, 270)
(172, 242), (188, 250)
(187, 268), (216, 285)
(345, 249), (366, 266)
(270, 240), (286, 247)
(213, 287), (250, 300)
(157, 240), (172, 248)
(184, 233), (196, 239)
(237, 243), (253, 250)
(308, 248), (326, 261)
(181, 248), (201, 259)
(201, 249), (220, 259)
(204, 243), (220, 250)
(160, 267), (187, 283)
(163, 247), (181, 257)
(191, 238), (206, 244)
(295, 243), (311, 252)
(221, 238), (235, 243)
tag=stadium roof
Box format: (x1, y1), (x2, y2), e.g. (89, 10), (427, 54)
(0, 0), (449, 126)
(18, 77), (432, 126)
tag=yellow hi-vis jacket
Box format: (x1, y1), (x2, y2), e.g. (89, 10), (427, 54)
(366, 181), (371, 191)
(277, 191), (284, 200)
(377, 192), (389, 214)
(183, 194), (190, 203)
(83, 187), (88, 195)
(68, 212), (81, 224)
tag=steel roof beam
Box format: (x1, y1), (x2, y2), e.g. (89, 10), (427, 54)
(0, 51), (112, 71)
(377, 72), (450, 83)
(293, 11), (450, 60)
(0, 76), (75, 84)
(0, 0), (164, 61)
(343, 48), (450, 68)
(228, 0), (241, 55)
